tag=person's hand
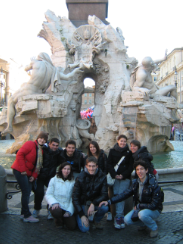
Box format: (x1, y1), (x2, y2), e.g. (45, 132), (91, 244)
(52, 204), (59, 210)
(29, 176), (34, 182)
(134, 206), (137, 210)
(99, 201), (108, 207)
(88, 203), (95, 216)
(21, 171), (27, 175)
(115, 174), (123, 180)
(81, 216), (89, 227)
(63, 212), (71, 217)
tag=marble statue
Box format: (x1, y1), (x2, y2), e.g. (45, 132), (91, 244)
(67, 26), (106, 70)
(0, 10), (179, 154)
(130, 57), (177, 99)
(2, 52), (82, 135)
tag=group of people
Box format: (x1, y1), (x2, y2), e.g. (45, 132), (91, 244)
(11, 132), (163, 238)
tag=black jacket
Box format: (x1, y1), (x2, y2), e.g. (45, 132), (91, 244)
(107, 146), (133, 179)
(85, 150), (108, 174)
(38, 146), (63, 181)
(110, 174), (163, 211)
(132, 146), (155, 175)
(72, 168), (108, 217)
(60, 149), (84, 173)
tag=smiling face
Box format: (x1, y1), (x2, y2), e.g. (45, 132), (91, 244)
(66, 144), (75, 157)
(37, 138), (46, 145)
(89, 144), (97, 156)
(130, 143), (139, 154)
(136, 165), (148, 182)
(117, 137), (127, 148)
(62, 165), (71, 178)
(85, 161), (98, 175)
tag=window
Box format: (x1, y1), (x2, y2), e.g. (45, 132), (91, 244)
(84, 100), (87, 104)
(84, 94), (87, 97)
(89, 100), (92, 104)
(89, 93), (92, 97)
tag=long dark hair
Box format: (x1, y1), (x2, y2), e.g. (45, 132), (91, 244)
(87, 141), (101, 158)
(57, 162), (74, 181)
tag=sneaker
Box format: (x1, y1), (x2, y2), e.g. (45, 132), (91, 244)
(138, 226), (147, 231)
(47, 210), (54, 220)
(114, 217), (122, 229)
(23, 215), (39, 223)
(20, 215), (24, 220)
(106, 212), (112, 221)
(32, 210), (40, 218)
(93, 221), (103, 230)
(150, 228), (158, 238)
(120, 217), (125, 229)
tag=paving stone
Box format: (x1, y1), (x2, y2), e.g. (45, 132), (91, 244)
(1, 212), (183, 244)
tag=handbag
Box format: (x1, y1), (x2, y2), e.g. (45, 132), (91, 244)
(107, 156), (125, 186)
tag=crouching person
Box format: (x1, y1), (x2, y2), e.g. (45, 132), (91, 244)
(99, 160), (163, 238)
(45, 162), (76, 230)
(72, 156), (108, 232)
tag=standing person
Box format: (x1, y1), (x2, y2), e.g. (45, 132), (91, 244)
(72, 156), (108, 232)
(32, 138), (63, 219)
(45, 162), (76, 230)
(100, 160), (163, 238)
(60, 140), (85, 178)
(11, 132), (48, 223)
(107, 134), (133, 229)
(130, 140), (158, 181)
(85, 141), (107, 174)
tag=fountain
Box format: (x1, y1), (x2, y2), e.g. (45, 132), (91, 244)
(0, 9), (180, 155)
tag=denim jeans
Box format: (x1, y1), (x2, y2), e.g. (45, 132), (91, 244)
(113, 179), (130, 217)
(124, 209), (160, 230)
(13, 169), (32, 218)
(76, 205), (109, 232)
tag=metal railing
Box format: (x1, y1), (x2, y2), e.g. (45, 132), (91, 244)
(6, 180), (20, 199)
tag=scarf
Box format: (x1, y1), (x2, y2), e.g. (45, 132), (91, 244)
(113, 143), (129, 153)
(35, 144), (43, 174)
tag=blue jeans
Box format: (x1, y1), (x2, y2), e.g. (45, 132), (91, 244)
(13, 169), (32, 218)
(113, 179), (130, 217)
(124, 209), (160, 231)
(76, 205), (109, 233)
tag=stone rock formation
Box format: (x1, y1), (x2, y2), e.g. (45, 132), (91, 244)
(0, 10), (179, 153)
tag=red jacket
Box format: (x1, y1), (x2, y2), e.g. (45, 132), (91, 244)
(11, 140), (39, 179)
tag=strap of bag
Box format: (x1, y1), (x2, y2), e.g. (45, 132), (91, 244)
(114, 156), (125, 172)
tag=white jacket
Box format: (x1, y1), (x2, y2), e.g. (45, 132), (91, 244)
(45, 176), (75, 215)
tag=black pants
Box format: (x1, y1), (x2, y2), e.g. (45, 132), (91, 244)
(32, 177), (50, 210)
(50, 207), (76, 230)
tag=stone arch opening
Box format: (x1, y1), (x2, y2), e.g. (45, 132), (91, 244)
(81, 77), (95, 111)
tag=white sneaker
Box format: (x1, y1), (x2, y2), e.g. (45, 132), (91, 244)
(32, 209), (40, 218)
(106, 212), (112, 221)
(23, 215), (39, 223)
(47, 210), (54, 220)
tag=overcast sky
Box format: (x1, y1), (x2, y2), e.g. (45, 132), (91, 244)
(1, 0), (182, 67)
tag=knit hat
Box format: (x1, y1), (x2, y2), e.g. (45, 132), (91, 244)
(37, 132), (49, 142)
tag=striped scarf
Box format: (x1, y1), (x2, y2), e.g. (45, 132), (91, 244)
(35, 144), (43, 174)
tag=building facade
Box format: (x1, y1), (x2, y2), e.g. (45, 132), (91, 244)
(81, 86), (95, 110)
(156, 48), (183, 103)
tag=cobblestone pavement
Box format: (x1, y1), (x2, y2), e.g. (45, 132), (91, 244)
(1, 183), (183, 244)
(1, 211), (183, 244)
